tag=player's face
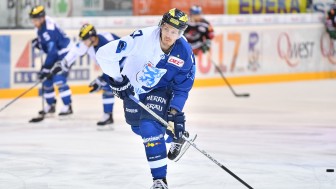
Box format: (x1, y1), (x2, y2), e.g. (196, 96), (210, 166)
(190, 14), (201, 22)
(160, 23), (180, 47)
(30, 18), (44, 28)
(83, 38), (93, 47)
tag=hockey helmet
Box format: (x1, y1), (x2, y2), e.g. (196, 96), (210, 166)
(190, 5), (202, 15)
(29, 5), (46, 19)
(79, 24), (97, 40)
(160, 8), (188, 31)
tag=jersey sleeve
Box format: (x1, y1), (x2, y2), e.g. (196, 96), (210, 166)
(96, 31), (140, 82)
(63, 42), (89, 67)
(170, 54), (196, 112)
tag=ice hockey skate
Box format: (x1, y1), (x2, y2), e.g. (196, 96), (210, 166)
(29, 102), (56, 123)
(168, 131), (197, 162)
(150, 178), (168, 189)
(38, 102), (56, 115)
(58, 104), (73, 117)
(96, 113), (114, 131)
(97, 113), (114, 126)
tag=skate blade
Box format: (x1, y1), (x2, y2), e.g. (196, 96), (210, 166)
(58, 114), (73, 120)
(96, 124), (114, 131)
(174, 134), (197, 162)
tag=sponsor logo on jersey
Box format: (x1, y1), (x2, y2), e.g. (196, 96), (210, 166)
(136, 62), (167, 88)
(143, 134), (164, 143)
(168, 56), (184, 67)
(146, 95), (167, 104)
(145, 142), (161, 148)
(125, 108), (138, 113)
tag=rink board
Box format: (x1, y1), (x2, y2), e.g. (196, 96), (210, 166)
(0, 14), (336, 98)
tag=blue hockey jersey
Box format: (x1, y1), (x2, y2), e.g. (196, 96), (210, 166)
(36, 16), (71, 69)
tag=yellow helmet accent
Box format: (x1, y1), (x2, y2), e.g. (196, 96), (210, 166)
(169, 8), (176, 17)
(31, 5), (44, 16)
(161, 8), (188, 31)
(80, 24), (94, 38)
(179, 15), (188, 22)
(29, 5), (46, 18)
(79, 23), (97, 40)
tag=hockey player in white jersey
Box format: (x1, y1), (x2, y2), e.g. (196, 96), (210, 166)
(59, 24), (122, 126)
(96, 8), (195, 189)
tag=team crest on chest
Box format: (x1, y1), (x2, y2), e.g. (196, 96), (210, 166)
(168, 56), (184, 67)
(136, 62), (167, 88)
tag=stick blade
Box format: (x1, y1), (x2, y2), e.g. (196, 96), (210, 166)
(236, 93), (250, 98)
(29, 115), (44, 123)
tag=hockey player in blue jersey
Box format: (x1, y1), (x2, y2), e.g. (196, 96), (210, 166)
(58, 23), (123, 126)
(29, 5), (73, 118)
(96, 8), (196, 189)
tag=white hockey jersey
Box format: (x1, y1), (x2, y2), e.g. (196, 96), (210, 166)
(96, 26), (195, 111)
(63, 32), (118, 67)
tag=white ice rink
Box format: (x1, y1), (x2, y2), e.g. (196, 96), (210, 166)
(0, 80), (335, 189)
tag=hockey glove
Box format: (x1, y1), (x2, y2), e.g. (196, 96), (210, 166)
(89, 76), (107, 93)
(49, 61), (65, 76)
(60, 59), (71, 73)
(38, 68), (52, 80)
(167, 109), (186, 139)
(108, 75), (134, 100)
(31, 38), (41, 50)
(201, 39), (211, 53)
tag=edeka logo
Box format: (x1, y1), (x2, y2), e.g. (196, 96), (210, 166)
(277, 33), (314, 67)
(320, 32), (336, 65)
(14, 39), (91, 84)
(228, 0), (306, 14)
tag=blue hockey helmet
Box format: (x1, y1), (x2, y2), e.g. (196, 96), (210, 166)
(160, 8), (188, 31)
(29, 5), (46, 19)
(190, 5), (202, 15)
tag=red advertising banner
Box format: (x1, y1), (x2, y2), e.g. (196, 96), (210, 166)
(133, 0), (225, 15)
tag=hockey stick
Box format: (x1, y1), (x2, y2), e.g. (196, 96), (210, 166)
(183, 136), (253, 189)
(128, 95), (253, 189)
(211, 60), (250, 97)
(0, 67), (62, 113)
(0, 80), (43, 113)
(29, 83), (45, 123)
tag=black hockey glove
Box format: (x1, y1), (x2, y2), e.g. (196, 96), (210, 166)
(108, 75), (134, 100)
(167, 109), (186, 139)
(201, 39), (211, 53)
(49, 61), (65, 76)
(40, 62), (64, 80)
(89, 76), (107, 93)
(38, 68), (52, 80)
(31, 38), (41, 50)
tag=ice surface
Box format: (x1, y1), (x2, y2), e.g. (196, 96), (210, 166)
(0, 80), (335, 189)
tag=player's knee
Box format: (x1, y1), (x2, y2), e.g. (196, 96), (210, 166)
(56, 81), (69, 89)
(140, 119), (165, 137)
